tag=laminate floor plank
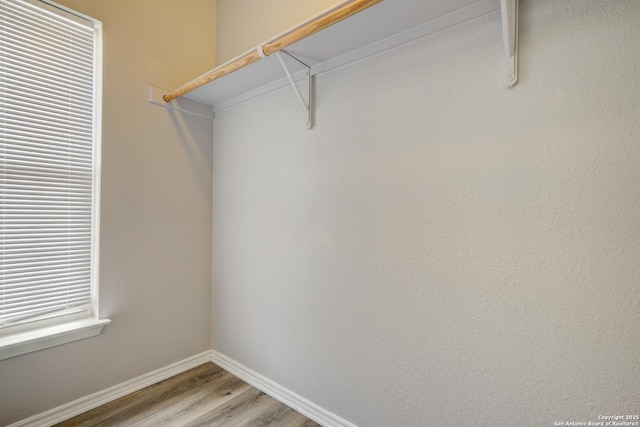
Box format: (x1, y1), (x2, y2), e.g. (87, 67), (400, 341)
(56, 364), (223, 427)
(266, 409), (321, 427)
(54, 363), (321, 427)
(125, 375), (250, 426)
(130, 382), (254, 427)
(185, 388), (293, 427)
(182, 387), (262, 427)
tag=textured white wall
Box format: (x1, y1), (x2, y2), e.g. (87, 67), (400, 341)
(212, 0), (640, 425)
(216, 0), (343, 64)
(0, 1), (215, 425)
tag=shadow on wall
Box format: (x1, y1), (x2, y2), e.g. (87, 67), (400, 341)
(168, 108), (213, 198)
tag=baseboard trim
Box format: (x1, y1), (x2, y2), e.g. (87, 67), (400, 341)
(10, 349), (355, 427)
(211, 349), (357, 427)
(8, 350), (213, 427)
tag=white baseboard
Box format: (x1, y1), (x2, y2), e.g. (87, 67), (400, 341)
(10, 349), (355, 427)
(211, 349), (357, 427)
(9, 350), (213, 427)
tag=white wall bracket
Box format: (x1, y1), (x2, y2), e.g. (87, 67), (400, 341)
(500, 0), (519, 87)
(275, 51), (312, 129)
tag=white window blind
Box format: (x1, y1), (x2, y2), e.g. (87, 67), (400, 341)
(0, 0), (100, 327)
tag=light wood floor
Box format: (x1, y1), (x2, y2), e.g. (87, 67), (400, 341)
(54, 363), (321, 427)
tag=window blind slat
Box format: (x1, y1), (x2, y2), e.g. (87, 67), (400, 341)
(3, 0), (94, 33)
(0, 245), (92, 257)
(2, 85), (93, 110)
(1, 262), (91, 278)
(2, 280), (91, 295)
(1, 296), (91, 318)
(2, 104), (93, 127)
(2, 255), (91, 264)
(2, 292), (92, 312)
(2, 248), (90, 258)
(3, 296), (92, 313)
(2, 270), (91, 287)
(2, 27), (94, 59)
(2, 49), (93, 79)
(2, 300), (91, 322)
(4, 120), (93, 138)
(1, 270), (91, 283)
(2, 183), (92, 193)
(2, 149), (94, 165)
(2, 60), (93, 94)
(2, 97), (94, 123)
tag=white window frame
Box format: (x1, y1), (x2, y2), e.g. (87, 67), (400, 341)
(0, 0), (109, 361)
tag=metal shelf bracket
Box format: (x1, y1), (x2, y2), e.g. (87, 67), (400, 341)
(500, 0), (519, 87)
(275, 51), (312, 129)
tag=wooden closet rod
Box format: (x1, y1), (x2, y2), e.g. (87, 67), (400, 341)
(163, 0), (383, 102)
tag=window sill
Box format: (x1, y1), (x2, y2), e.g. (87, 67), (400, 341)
(0, 317), (111, 361)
